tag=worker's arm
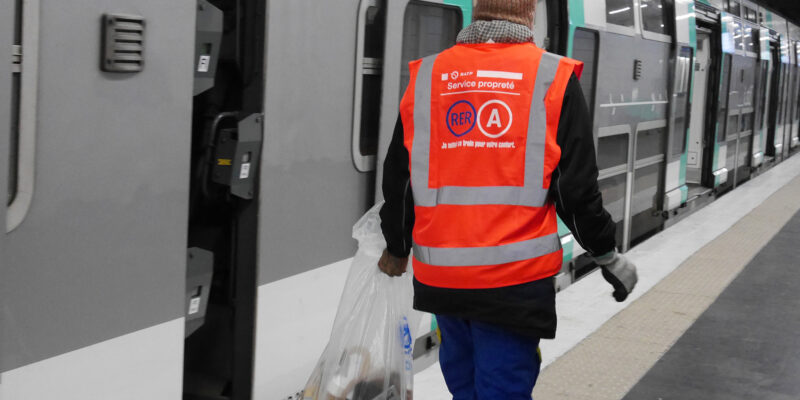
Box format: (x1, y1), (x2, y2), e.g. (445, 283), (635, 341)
(378, 117), (414, 276)
(550, 75), (637, 301)
(550, 75), (616, 256)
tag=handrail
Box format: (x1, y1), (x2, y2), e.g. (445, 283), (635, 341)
(351, 0), (378, 173)
(7, 0), (39, 232)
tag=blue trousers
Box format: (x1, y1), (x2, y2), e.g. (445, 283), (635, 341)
(437, 315), (541, 400)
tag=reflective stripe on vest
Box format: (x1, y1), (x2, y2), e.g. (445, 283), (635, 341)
(413, 232), (561, 267)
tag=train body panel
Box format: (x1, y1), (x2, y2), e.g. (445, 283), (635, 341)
(2, 0), (800, 399)
(0, 0), (11, 396)
(1, 0), (196, 398)
(253, 1), (468, 397)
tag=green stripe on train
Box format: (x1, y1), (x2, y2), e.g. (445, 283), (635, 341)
(444, 0), (472, 28)
(679, 0), (698, 203)
(558, 217), (574, 263)
(566, 0), (586, 57)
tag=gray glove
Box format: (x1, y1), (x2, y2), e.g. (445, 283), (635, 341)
(594, 251), (638, 302)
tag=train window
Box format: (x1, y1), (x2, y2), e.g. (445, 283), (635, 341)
(632, 163), (663, 216)
(734, 23), (744, 53)
(670, 47), (693, 156)
(599, 174), (627, 224)
(636, 126), (667, 160)
(717, 55), (733, 143)
(776, 66), (785, 125)
(707, 0), (724, 10)
(640, 0), (669, 36)
(727, 113), (738, 138)
(606, 0), (635, 28)
(725, 0), (740, 17)
(352, 0), (387, 171)
(743, 7), (757, 23)
(745, 27), (758, 55)
(597, 134), (628, 170)
(9, 0), (21, 205)
(359, 0), (386, 161)
(400, 1), (462, 95)
(741, 111), (754, 132)
(572, 28), (599, 117)
(757, 62), (769, 128)
(9, 73), (19, 205)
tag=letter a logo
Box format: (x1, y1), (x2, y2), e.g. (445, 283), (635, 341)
(487, 108), (502, 128)
(478, 100), (513, 139)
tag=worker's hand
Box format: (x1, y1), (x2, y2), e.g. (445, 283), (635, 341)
(594, 251), (637, 302)
(378, 249), (409, 277)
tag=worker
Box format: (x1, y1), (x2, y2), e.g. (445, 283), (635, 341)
(378, 0), (637, 398)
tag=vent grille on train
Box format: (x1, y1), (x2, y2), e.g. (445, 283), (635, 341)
(101, 14), (145, 73)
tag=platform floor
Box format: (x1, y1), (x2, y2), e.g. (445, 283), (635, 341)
(624, 208), (800, 399)
(415, 154), (800, 399)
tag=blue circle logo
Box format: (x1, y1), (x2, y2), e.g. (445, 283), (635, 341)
(446, 100), (476, 137)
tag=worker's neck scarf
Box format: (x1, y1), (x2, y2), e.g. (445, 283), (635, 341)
(456, 20), (534, 44)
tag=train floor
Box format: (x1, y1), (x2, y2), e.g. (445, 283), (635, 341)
(414, 153), (800, 400)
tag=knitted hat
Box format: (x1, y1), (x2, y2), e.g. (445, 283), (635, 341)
(473, 0), (536, 27)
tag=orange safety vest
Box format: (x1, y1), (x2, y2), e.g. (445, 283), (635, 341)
(400, 43), (583, 290)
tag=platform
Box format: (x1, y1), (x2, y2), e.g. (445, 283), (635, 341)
(414, 153), (800, 399)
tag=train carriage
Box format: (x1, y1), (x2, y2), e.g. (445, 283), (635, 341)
(1, 0), (799, 399)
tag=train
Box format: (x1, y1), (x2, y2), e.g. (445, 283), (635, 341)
(0, 0), (798, 399)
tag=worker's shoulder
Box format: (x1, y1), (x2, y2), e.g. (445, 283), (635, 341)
(539, 48), (581, 66)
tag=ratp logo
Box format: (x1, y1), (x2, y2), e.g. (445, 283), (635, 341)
(451, 71), (460, 80)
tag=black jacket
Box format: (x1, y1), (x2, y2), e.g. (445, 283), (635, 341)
(380, 75), (616, 339)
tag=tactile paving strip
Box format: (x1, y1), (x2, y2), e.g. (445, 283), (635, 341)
(532, 175), (800, 400)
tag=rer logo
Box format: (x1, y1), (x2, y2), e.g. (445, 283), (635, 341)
(478, 100), (513, 139)
(446, 100), (476, 137)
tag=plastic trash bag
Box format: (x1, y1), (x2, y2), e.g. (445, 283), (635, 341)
(303, 202), (417, 400)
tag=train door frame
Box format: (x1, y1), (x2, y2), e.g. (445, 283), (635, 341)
(766, 34), (784, 160)
(689, 24), (720, 190)
(792, 42), (800, 150)
(693, 8), (727, 189)
(751, 27), (773, 170)
(789, 41), (800, 150)
(184, 1), (266, 399)
(778, 35), (792, 160)
(534, 0), (568, 55)
(782, 40), (796, 159)
(730, 20), (758, 188)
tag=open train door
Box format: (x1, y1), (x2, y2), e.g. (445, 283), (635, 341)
(750, 27), (775, 171)
(687, 15), (722, 192)
(184, 1), (265, 399)
(686, 1), (741, 199)
(766, 33), (784, 161)
(788, 41), (800, 151)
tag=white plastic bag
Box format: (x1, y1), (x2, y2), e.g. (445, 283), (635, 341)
(303, 202), (417, 400)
